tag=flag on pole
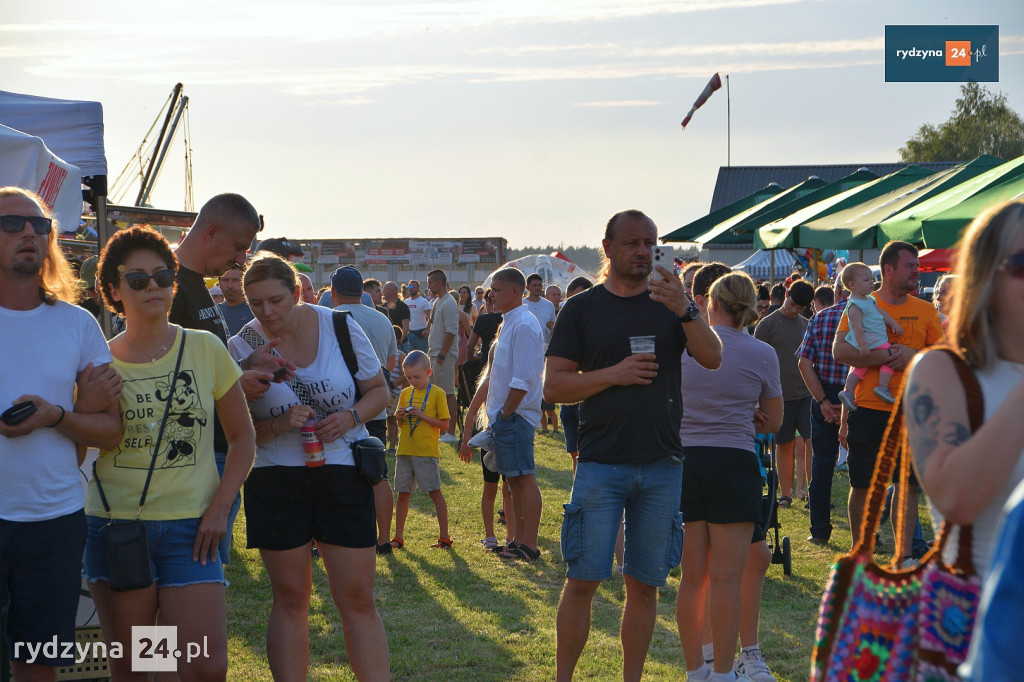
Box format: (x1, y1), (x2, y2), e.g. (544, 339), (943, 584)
(680, 73), (722, 130)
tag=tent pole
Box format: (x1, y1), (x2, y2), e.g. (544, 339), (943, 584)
(726, 75), (731, 168)
(769, 250), (775, 287)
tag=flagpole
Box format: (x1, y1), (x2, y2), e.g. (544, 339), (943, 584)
(726, 74), (731, 167)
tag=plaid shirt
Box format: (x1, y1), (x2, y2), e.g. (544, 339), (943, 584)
(795, 301), (848, 387)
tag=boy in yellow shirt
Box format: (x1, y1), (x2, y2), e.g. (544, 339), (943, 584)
(391, 350), (452, 549)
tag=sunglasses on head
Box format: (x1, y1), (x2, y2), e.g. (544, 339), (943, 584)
(1, 215), (52, 235)
(1001, 252), (1024, 279)
(122, 269), (176, 291)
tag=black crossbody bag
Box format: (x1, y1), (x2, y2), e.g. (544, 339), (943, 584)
(331, 312), (388, 485)
(93, 331), (186, 592)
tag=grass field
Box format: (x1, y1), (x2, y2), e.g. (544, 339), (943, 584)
(223, 433), (930, 681)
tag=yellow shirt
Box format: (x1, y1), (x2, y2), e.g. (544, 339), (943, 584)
(837, 294), (944, 412)
(86, 328), (242, 520)
(396, 385), (449, 458)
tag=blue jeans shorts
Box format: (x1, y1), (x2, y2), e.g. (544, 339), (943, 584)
(491, 412), (535, 478)
(83, 516), (227, 588)
(561, 457), (684, 586)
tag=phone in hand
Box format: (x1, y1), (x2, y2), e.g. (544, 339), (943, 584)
(652, 245), (675, 278)
(1, 401), (38, 426)
(271, 367), (289, 382)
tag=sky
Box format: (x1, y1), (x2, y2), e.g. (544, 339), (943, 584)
(2, 0), (1022, 248)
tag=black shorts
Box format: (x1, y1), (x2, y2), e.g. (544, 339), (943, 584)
(244, 465), (375, 550)
(0, 510), (86, 666)
(846, 407), (918, 490)
(481, 450), (501, 484)
(681, 446), (763, 525)
(777, 396), (812, 444)
(541, 400), (555, 411)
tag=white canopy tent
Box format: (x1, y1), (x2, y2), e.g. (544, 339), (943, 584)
(0, 90), (106, 176)
(0, 123), (83, 234)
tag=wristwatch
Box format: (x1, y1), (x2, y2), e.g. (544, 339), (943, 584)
(816, 396), (826, 405)
(676, 300), (702, 324)
(497, 409), (513, 421)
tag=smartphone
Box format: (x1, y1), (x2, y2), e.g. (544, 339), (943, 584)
(652, 245), (675, 278)
(1, 401), (37, 426)
(272, 367), (289, 382)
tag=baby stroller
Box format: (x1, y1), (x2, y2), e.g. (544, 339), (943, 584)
(756, 434), (792, 576)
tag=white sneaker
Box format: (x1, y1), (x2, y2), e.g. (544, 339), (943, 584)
(734, 648), (776, 682)
(439, 433), (459, 443)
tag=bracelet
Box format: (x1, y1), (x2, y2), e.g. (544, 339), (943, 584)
(48, 405), (65, 428)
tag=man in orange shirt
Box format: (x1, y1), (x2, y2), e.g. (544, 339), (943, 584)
(832, 241), (944, 563)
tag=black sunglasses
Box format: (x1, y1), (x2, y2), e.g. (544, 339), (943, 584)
(122, 269), (176, 291)
(1, 215), (52, 235)
(1001, 252), (1024, 279)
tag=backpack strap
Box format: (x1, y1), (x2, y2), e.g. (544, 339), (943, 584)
(332, 310), (361, 400)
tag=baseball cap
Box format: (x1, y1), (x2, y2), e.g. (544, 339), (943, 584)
(331, 266), (364, 296)
(209, 285), (223, 297)
(255, 237), (303, 259)
(79, 256), (98, 289)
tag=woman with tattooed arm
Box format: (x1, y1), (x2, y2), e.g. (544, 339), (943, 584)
(904, 200), (1024, 577)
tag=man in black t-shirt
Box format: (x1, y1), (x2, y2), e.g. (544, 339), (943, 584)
(171, 193), (290, 565)
(382, 281), (410, 347)
(546, 210), (722, 682)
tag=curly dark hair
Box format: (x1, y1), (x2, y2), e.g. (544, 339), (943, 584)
(97, 225), (178, 315)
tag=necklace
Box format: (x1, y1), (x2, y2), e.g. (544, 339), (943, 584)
(125, 327), (174, 362)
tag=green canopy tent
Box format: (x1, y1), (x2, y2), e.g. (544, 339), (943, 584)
(661, 184), (784, 243)
(692, 177), (828, 246)
(755, 166), (936, 250)
(722, 169), (879, 244)
(879, 154), (1024, 245)
(917, 174), (1024, 248)
(792, 156), (1003, 249)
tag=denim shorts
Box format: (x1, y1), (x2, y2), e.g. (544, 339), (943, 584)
(561, 458), (684, 586)
(83, 515), (227, 587)
(491, 412), (535, 478)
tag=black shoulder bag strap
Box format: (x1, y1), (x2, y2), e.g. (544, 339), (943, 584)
(332, 310), (362, 400)
(94, 330), (187, 519)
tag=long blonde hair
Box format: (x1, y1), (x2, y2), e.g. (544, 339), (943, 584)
(0, 187), (78, 304)
(948, 200), (1024, 368)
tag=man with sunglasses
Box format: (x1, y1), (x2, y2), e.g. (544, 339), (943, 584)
(0, 188), (122, 677)
(171, 193), (289, 566)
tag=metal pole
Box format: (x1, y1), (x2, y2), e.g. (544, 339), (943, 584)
(135, 83), (181, 206)
(726, 75), (731, 167)
(140, 96), (188, 207)
(769, 250), (775, 288)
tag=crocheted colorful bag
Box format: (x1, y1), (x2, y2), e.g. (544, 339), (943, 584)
(811, 348), (983, 682)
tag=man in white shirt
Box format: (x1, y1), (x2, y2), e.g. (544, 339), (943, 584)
(522, 273), (556, 345)
(0, 187), (122, 677)
(331, 266), (400, 555)
(426, 269), (460, 442)
(404, 279), (431, 352)
(486, 268), (545, 562)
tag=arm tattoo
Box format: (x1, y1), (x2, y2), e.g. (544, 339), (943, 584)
(907, 383), (970, 470)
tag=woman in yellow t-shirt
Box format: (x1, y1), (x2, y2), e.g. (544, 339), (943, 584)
(84, 226), (254, 680)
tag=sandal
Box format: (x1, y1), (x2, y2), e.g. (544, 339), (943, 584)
(376, 542), (393, 555)
(796, 489), (809, 502)
(431, 536), (453, 550)
(778, 496), (792, 509)
(480, 536), (499, 551)
(390, 537), (404, 550)
(500, 544), (540, 561)
(497, 510), (507, 525)
(491, 540), (515, 554)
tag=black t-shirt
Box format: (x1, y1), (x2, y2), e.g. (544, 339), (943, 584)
(170, 265), (230, 452)
(546, 284), (687, 465)
(472, 312), (502, 360)
(386, 299), (410, 330)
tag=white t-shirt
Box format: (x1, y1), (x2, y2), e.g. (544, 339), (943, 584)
(0, 301), (112, 521)
(485, 304), (545, 427)
(405, 295), (431, 332)
(523, 296), (556, 345)
(228, 306), (379, 467)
